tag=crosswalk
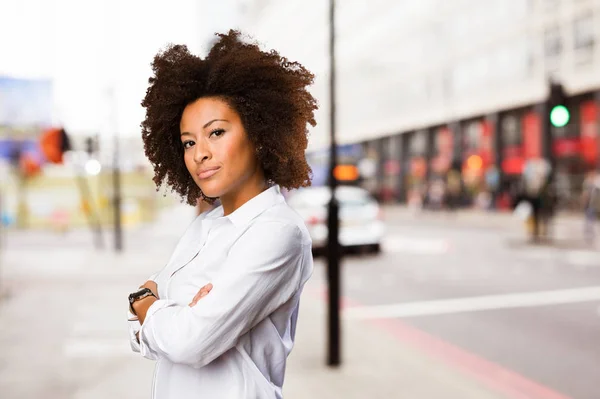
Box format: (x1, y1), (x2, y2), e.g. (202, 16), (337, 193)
(382, 234), (450, 255)
(380, 233), (598, 270)
(343, 286), (600, 319)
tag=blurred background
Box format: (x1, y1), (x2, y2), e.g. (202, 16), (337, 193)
(1, 0), (600, 398)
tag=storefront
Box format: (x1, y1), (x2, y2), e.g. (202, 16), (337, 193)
(460, 118), (496, 200)
(552, 97), (599, 209)
(405, 130), (428, 205)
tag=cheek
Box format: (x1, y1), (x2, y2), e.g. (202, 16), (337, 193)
(230, 143), (257, 175)
(221, 139), (247, 171)
(218, 132), (258, 177)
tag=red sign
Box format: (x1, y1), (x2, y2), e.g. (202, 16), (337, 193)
(522, 112), (541, 159)
(580, 101), (598, 165)
(553, 138), (581, 157)
(502, 157), (524, 175)
(480, 120), (495, 167)
(504, 145), (523, 159)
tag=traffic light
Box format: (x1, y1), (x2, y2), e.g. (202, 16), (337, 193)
(85, 136), (98, 156)
(40, 127), (71, 164)
(548, 82), (570, 128)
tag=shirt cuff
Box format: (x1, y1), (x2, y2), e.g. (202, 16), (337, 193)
(127, 310), (141, 353)
(138, 299), (177, 360)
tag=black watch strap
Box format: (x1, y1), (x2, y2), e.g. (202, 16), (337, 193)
(129, 288), (157, 315)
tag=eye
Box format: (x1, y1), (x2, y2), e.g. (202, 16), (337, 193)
(209, 128), (225, 138)
(182, 140), (195, 150)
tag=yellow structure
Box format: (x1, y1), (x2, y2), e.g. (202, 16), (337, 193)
(0, 167), (174, 230)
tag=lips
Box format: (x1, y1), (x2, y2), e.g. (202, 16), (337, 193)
(197, 167), (221, 180)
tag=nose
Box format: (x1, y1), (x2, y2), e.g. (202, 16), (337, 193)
(193, 139), (211, 164)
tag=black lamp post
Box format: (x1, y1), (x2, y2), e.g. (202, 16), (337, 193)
(326, 0), (341, 367)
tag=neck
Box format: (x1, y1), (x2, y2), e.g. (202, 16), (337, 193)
(221, 175), (268, 216)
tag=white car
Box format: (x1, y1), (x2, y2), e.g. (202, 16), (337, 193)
(286, 185), (385, 255)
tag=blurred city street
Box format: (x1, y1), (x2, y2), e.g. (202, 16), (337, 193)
(1, 205), (598, 399)
(2, 0), (600, 398)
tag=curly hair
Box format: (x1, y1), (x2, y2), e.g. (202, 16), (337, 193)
(141, 30), (318, 205)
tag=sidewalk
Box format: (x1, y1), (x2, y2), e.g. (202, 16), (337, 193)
(382, 204), (597, 250)
(284, 290), (507, 399)
(1, 206), (510, 399)
(381, 204), (582, 228)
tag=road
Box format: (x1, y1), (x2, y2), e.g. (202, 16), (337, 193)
(1, 205), (598, 399)
(325, 212), (600, 399)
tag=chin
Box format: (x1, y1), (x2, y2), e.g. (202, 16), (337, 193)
(198, 181), (224, 199)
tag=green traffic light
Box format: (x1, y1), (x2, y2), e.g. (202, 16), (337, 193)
(550, 105), (570, 127)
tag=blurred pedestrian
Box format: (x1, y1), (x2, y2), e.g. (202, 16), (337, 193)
(127, 30), (316, 399)
(513, 178), (541, 242)
(446, 169), (462, 211)
(582, 170), (600, 243)
(539, 178), (557, 239)
(428, 178), (445, 211)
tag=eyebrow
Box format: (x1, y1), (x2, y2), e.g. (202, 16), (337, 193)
(180, 119), (229, 137)
(203, 119), (228, 129)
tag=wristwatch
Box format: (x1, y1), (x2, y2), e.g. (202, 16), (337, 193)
(128, 288), (157, 315)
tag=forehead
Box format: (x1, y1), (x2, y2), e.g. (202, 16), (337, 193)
(180, 97), (239, 129)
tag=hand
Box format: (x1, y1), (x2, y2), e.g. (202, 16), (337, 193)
(132, 295), (158, 325)
(140, 280), (159, 298)
(189, 283), (213, 307)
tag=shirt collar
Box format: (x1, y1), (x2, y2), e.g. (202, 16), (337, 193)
(211, 185), (284, 228)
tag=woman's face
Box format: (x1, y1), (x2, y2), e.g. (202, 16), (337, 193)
(180, 97), (264, 202)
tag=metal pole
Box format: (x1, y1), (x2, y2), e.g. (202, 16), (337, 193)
(113, 131), (123, 252)
(108, 87), (123, 252)
(327, 0), (341, 367)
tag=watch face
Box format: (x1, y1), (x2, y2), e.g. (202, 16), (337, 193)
(129, 288), (151, 304)
(129, 288), (155, 315)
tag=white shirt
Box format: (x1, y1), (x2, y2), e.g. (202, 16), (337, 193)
(128, 185), (313, 399)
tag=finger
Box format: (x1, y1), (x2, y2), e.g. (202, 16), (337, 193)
(191, 291), (203, 304)
(189, 283), (213, 306)
(191, 289), (209, 304)
(195, 285), (211, 299)
(197, 283), (213, 297)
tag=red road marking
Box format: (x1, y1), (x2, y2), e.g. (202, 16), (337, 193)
(312, 286), (572, 399)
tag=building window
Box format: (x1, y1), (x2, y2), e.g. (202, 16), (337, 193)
(464, 120), (482, 152)
(410, 130), (428, 156)
(573, 13), (595, 50)
(501, 115), (521, 147)
(544, 25), (563, 59)
(573, 13), (595, 66)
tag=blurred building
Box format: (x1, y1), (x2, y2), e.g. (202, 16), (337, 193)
(238, 0), (600, 208)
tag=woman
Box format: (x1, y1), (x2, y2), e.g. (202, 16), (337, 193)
(127, 30), (317, 399)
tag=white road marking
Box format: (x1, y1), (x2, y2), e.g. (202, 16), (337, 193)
(566, 250), (599, 268)
(382, 235), (449, 255)
(343, 286), (600, 319)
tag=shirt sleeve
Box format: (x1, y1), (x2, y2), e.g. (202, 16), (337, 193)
(127, 272), (160, 355)
(138, 221), (307, 368)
